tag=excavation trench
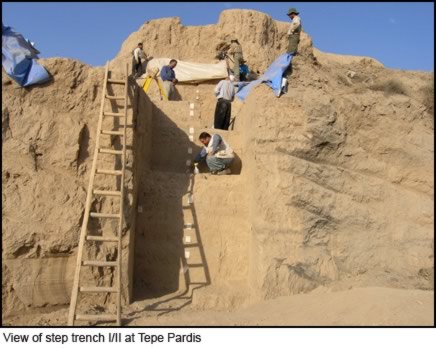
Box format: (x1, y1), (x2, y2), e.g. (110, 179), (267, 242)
(130, 81), (251, 311)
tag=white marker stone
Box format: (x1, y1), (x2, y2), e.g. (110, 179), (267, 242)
(185, 251), (191, 259)
(189, 110), (194, 116)
(188, 195), (194, 204)
(184, 223), (193, 229)
(188, 147), (193, 154)
(186, 159), (192, 166)
(189, 127), (194, 134)
(190, 103), (195, 110)
(189, 135), (194, 141)
(185, 236), (192, 243)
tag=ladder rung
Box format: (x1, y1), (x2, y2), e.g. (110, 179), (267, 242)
(183, 243), (199, 248)
(101, 130), (124, 136)
(96, 169), (122, 176)
(86, 236), (119, 242)
(80, 286), (118, 293)
(189, 282), (208, 285)
(106, 95), (125, 100)
(107, 79), (125, 85)
(103, 112), (124, 117)
(187, 263), (204, 268)
(75, 314), (117, 322)
(99, 148), (123, 155)
(90, 212), (120, 219)
(93, 190), (121, 197)
(82, 261), (118, 267)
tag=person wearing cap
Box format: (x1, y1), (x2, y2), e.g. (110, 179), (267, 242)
(286, 8), (302, 55)
(132, 43), (149, 78)
(227, 38), (244, 82)
(213, 75), (236, 130)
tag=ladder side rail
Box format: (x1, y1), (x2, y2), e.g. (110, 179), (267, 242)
(67, 61), (110, 326)
(116, 63), (129, 326)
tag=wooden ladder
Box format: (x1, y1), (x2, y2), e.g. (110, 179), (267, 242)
(68, 62), (129, 326)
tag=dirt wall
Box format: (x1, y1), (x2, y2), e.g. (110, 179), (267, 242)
(239, 55), (434, 299)
(2, 59), (137, 318)
(2, 9), (433, 322)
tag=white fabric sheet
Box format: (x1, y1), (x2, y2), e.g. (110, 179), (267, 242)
(145, 58), (228, 82)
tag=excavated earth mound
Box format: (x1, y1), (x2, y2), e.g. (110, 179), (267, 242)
(2, 9), (434, 325)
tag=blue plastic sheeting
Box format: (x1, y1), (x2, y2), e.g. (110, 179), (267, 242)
(2, 23), (51, 87)
(236, 53), (293, 101)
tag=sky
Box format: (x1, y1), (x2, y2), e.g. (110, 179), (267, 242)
(2, 2), (434, 71)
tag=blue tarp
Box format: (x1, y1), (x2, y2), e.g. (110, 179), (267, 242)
(2, 23), (51, 87)
(236, 53), (293, 101)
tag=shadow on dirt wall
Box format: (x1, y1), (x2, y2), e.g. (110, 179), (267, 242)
(130, 84), (211, 306)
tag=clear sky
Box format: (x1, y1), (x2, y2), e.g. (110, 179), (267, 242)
(2, 2), (434, 71)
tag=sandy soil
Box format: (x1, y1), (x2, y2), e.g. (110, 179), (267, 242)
(3, 287), (433, 326)
(2, 9), (433, 326)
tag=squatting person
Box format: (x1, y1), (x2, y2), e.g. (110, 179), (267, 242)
(194, 132), (234, 175)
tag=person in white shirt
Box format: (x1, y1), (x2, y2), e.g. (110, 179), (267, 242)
(286, 8), (302, 55)
(194, 132), (234, 175)
(132, 43), (148, 78)
(213, 75), (236, 130)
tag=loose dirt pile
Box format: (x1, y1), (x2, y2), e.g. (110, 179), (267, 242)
(2, 9), (434, 325)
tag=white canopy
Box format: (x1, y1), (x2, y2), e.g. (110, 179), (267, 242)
(144, 58), (228, 82)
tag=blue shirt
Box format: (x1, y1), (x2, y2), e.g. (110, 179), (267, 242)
(160, 65), (175, 81)
(240, 64), (249, 75)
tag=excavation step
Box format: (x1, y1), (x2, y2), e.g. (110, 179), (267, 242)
(103, 112), (124, 117)
(96, 169), (123, 176)
(93, 190), (121, 197)
(82, 261), (118, 267)
(86, 236), (119, 242)
(75, 314), (117, 322)
(107, 79), (125, 85)
(80, 286), (118, 293)
(90, 212), (120, 219)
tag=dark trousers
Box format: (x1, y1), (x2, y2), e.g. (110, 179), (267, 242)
(287, 34), (300, 54)
(133, 58), (143, 77)
(214, 99), (232, 130)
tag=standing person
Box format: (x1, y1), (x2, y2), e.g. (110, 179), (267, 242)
(194, 132), (234, 175)
(214, 75), (236, 130)
(239, 63), (249, 81)
(227, 38), (244, 82)
(160, 59), (178, 100)
(132, 43), (148, 78)
(286, 8), (302, 55)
